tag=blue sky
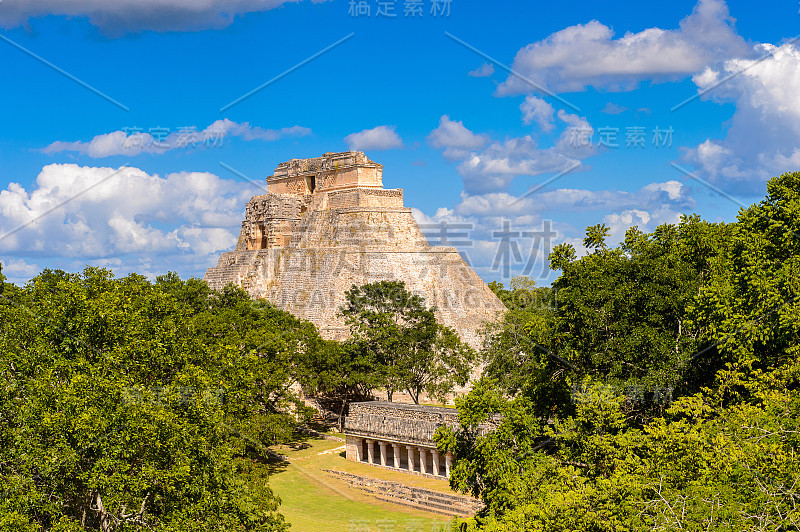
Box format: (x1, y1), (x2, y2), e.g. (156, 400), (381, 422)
(0, 0), (796, 285)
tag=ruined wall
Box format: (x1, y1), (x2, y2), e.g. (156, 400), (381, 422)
(344, 402), (459, 447)
(324, 469), (484, 517)
(344, 401), (497, 448)
(234, 194), (304, 251)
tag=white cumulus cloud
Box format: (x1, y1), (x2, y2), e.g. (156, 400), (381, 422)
(520, 96), (556, 132)
(497, 0), (749, 94)
(683, 41), (800, 191)
(601, 102), (629, 115)
(434, 111), (597, 193)
(410, 177), (694, 285)
(426, 116), (490, 161)
(454, 180), (693, 217)
(0, 163), (255, 281)
(468, 63), (495, 77)
(42, 120), (311, 158)
(344, 125), (404, 151)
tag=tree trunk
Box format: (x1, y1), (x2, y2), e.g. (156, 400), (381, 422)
(339, 390), (348, 432)
(92, 492), (114, 532)
(408, 387), (420, 404)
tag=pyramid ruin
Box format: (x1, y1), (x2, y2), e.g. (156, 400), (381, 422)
(204, 151), (505, 349)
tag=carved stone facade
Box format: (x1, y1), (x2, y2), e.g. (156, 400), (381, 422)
(204, 151), (505, 349)
(236, 194), (303, 251)
(343, 401), (497, 478)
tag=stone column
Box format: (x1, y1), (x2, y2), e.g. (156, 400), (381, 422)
(378, 441), (388, 467)
(392, 444), (401, 469)
(354, 437), (362, 462)
(445, 452), (453, 478)
(405, 445), (415, 472)
(366, 439), (374, 465)
(419, 448), (428, 475)
(346, 435), (363, 462)
(431, 450), (440, 476)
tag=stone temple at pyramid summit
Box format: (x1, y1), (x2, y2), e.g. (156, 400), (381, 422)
(204, 151), (505, 349)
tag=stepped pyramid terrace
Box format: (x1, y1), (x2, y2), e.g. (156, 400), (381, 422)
(204, 151), (505, 348)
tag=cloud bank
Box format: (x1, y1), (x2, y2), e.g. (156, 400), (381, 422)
(684, 42), (800, 191)
(429, 112), (597, 193)
(0, 0), (320, 36)
(0, 163), (253, 281)
(344, 125), (404, 151)
(42, 120), (311, 158)
(497, 0), (749, 94)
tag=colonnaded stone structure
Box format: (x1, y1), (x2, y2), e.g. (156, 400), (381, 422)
(204, 151), (505, 349)
(344, 401), (497, 478)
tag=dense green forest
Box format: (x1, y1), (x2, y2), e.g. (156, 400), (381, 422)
(438, 171), (800, 530)
(2, 171), (799, 530)
(0, 272), (323, 531)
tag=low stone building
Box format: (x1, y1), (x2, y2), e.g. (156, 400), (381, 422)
(344, 401), (459, 478)
(344, 401), (499, 479)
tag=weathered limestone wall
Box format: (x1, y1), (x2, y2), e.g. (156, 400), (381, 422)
(344, 401), (497, 446)
(326, 188), (404, 209)
(234, 194), (303, 251)
(345, 401), (460, 447)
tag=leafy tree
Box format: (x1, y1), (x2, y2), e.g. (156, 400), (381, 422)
(437, 370), (800, 532)
(482, 278), (559, 408)
(340, 281), (474, 403)
(441, 378), (800, 531)
(546, 243), (576, 271)
(0, 268), (320, 531)
(583, 223), (610, 251)
(296, 339), (381, 429)
(402, 324), (474, 404)
(483, 216), (733, 422)
(553, 219), (714, 400)
(340, 281), (422, 401)
(687, 171), (800, 379)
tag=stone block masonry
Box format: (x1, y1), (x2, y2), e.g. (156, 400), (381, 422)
(324, 469), (484, 517)
(343, 401), (498, 478)
(204, 151), (506, 351)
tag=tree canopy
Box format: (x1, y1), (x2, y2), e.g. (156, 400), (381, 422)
(0, 268), (321, 531)
(340, 280), (475, 404)
(482, 214), (734, 421)
(440, 172), (800, 531)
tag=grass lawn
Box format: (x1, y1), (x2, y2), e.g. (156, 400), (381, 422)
(268, 434), (460, 532)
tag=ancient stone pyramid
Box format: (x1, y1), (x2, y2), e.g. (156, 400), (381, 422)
(204, 151), (505, 349)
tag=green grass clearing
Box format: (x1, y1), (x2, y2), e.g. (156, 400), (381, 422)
(268, 434), (460, 532)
